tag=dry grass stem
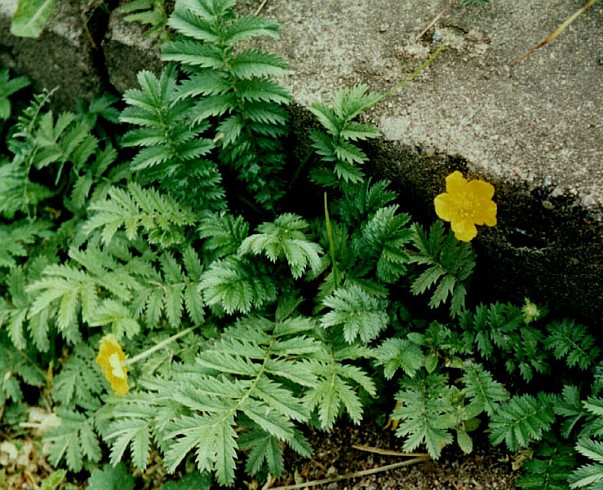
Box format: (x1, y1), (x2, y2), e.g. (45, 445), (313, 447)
(266, 456), (431, 489)
(255, 0), (269, 16)
(417, 0), (459, 40)
(352, 444), (430, 458)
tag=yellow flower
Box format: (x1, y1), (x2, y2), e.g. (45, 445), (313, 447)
(434, 171), (497, 242)
(96, 334), (129, 396)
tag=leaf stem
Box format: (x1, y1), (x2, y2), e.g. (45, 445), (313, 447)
(377, 40), (449, 104)
(323, 192), (340, 287)
(124, 325), (197, 366)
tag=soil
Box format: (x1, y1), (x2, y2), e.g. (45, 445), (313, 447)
(264, 421), (519, 489)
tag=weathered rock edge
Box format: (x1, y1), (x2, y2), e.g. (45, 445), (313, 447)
(0, 0), (601, 321)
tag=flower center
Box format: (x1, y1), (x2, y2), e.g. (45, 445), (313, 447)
(456, 195), (476, 219)
(109, 353), (126, 379)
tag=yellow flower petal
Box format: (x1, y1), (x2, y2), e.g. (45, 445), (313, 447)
(434, 172), (497, 242)
(451, 219), (478, 242)
(96, 334), (129, 396)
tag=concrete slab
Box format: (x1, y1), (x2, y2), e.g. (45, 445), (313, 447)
(239, 0), (603, 321)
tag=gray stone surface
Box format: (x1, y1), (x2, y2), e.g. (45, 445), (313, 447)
(103, 9), (163, 94)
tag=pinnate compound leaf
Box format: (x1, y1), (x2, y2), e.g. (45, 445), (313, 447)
(374, 337), (424, 379)
(200, 256), (276, 314)
(44, 408), (101, 472)
(240, 214), (323, 279)
(461, 363), (508, 417)
(544, 319), (600, 370)
(321, 284), (388, 343)
(489, 394), (556, 452)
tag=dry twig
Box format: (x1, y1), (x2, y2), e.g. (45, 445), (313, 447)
(417, 0), (460, 40)
(265, 456), (431, 489)
(255, 0), (269, 16)
(352, 444), (429, 458)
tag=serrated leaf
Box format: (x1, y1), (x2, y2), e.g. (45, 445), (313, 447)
(11, 0), (56, 38)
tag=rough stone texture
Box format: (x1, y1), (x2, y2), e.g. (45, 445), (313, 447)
(102, 9), (163, 94)
(0, 0), (601, 321)
(238, 0), (603, 322)
(0, 0), (104, 110)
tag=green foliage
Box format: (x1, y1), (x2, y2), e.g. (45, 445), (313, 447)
(517, 436), (576, 490)
(565, 396), (603, 489)
(490, 394), (557, 452)
(321, 284), (388, 343)
(160, 472), (212, 490)
(391, 372), (456, 458)
(198, 211), (249, 261)
(544, 319), (600, 370)
(410, 221), (475, 316)
(45, 407), (103, 472)
(87, 463), (134, 490)
(161, 0), (291, 209)
(0, 336), (46, 404)
(356, 205), (413, 283)
(121, 68), (223, 211)
(309, 85), (381, 185)
(39, 470), (67, 490)
(374, 337), (424, 379)
(461, 362), (509, 417)
(570, 438), (603, 489)
(118, 0), (170, 40)
(52, 343), (103, 410)
(0, 69), (30, 121)
(240, 214), (323, 279)
(83, 182), (197, 247)
(10, 0), (56, 38)
(200, 256), (276, 314)
(459, 301), (552, 382)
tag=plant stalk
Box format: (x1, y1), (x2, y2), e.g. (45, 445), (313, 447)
(512, 0), (601, 64)
(125, 325), (197, 366)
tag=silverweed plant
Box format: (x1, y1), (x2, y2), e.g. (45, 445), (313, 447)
(1, 0), (603, 489)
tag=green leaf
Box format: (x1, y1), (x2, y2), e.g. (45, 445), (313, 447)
(392, 373), (455, 459)
(461, 363), (508, 417)
(10, 0), (56, 38)
(518, 437), (576, 490)
(40, 470), (66, 490)
(410, 222), (476, 316)
(321, 284), (388, 343)
(544, 319), (600, 370)
(44, 408), (102, 472)
(240, 214), (323, 279)
(87, 463), (134, 490)
(374, 338), (424, 379)
(489, 394), (556, 452)
(200, 257), (276, 314)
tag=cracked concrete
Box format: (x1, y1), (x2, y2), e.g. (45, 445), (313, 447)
(0, 0), (601, 321)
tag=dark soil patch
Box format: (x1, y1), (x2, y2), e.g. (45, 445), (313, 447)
(265, 421), (519, 489)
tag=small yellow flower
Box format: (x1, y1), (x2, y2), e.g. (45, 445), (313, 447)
(434, 171), (497, 242)
(521, 298), (541, 324)
(96, 334), (129, 396)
